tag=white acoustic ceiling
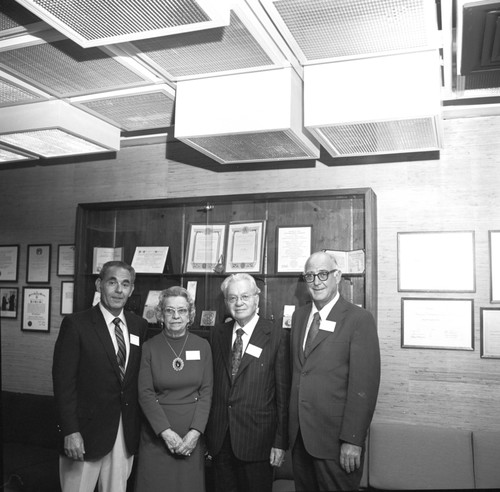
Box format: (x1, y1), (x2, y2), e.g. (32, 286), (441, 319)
(0, 0), (500, 165)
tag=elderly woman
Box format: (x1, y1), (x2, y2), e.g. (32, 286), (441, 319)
(135, 286), (213, 492)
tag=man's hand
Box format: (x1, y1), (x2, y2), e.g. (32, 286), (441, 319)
(340, 442), (361, 474)
(64, 432), (85, 461)
(270, 447), (286, 467)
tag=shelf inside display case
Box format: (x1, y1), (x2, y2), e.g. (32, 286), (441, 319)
(74, 188), (377, 338)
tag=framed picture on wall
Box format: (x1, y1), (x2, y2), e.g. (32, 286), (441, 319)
(21, 286), (51, 332)
(401, 297), (474, 350)
(57, 244), (75, 276)
(27, 244), (51, 284)
(225, 221), (266, 274)
(480, 308), (500, 358)
(0, 287), (18, 319)
(60, 281), (74, 315)
(397, 231), (475, 292)
(0, 245), (20, 282)
(489, 231), (500, 303)
(184, 224), (226, 273)
(276, 225), (312, 273)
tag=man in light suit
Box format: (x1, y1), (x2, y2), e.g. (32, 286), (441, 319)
(289, 251), (380, 491)
(206, 273), (290, 492)
(52, 261), (148, 492)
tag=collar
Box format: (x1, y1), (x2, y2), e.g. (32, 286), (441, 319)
(233, 313), (259, 337)
(312, 292), (340, 319)
(99, 303), (125, 326)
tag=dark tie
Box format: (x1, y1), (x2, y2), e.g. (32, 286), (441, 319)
(231, 328), (245, 379)
(113, 318), (126, 381)
(304, 312), (321, 357)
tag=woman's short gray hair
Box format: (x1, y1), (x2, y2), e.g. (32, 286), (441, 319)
(155, 286), (196, 326)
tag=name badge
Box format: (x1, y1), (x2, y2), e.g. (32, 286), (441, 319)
(320, 320), (336, 333)
(246, 343), (262, 358)
(130, 334), (140, 346)
(186, 350), (201, 360)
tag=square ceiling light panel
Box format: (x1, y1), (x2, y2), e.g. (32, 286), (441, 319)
(14, 0), (230, 47)
(0, 100), (120, 157)
(72, 85), (175, 132)
(304, 50), (442, 157)
(260, 0), (439, 64)
(123, 1), (296, 82)
(175, 67), (319, 164)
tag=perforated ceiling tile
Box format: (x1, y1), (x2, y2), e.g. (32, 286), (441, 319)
(0, 146), (37, 162)
(0, 0), (41, 33)
(318, 118), (439, 156)
(79, 92), (175, 131)
(132, 12), (274, 78)
(0, 77), (46, 106)
(0, 39), (147, 96)
(267, 0), (434, 61)
(186, 130), (312, 164)
(15, 0), (229, 47)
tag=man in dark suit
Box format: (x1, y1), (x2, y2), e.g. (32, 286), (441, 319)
(52, 261), (148, 492)
(289, 251), (380, 491)
(206, 273), (290, 492)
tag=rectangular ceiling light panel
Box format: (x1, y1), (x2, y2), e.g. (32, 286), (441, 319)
(128, 3), (292, 82)
(175, 67), (319, 164)
(304, 50), (442, 157)
(260, 0), (439, 64)
(0, 100), (120, 157)
(14, 0), (230, 48)
(72, 85), (175, 132)
(0, 144), (38, 163)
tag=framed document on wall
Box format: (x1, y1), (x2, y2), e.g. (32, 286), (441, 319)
(0, 245), (19, 282)
(184, 224), (226, 273)
(489, 231), (500, 303)
(276, 226), (312, 273)
(225, 221), (266, 274)
(57, 244), (75, 276)
(480, 308), (500, 358)
(401, 297), (474, 350)
(398, 231), (475, 292)
(22, 287), (51, 332)
(27, 244), (51, 283)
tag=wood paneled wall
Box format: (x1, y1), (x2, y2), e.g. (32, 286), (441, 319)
(1, 116), (500, 431)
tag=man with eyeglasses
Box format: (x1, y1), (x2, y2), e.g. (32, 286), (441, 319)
(289, 251), (380, 491)
(206, 273), (290, 492)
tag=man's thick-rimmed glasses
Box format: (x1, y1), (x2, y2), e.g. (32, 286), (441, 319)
(302, 270), (338, 283)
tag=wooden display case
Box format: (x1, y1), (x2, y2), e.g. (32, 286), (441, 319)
(74, 188), (377, 338)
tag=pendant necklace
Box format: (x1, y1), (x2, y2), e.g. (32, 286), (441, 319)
(162, 331), (189, 371)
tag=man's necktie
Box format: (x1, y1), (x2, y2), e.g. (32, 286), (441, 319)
(113, 318), (126, 381)
(231, 328), (244, 379)
(304, 312), (321, 357)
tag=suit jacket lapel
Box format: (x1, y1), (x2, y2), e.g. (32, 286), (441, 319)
(233, 319), (271, 382)
(296, 306), (312, 366)
(91, 306), (123, 382)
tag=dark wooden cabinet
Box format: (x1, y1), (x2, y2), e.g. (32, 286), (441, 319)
(75, 188), (377, 337)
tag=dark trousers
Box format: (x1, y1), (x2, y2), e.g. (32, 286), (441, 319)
(212, 431), (274, 492)
(292, 429), (363, 492)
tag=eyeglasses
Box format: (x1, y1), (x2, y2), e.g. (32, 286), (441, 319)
(225, 294), (257, 304)
(302, 270), (338, 283)
(164, 307), (189, 317)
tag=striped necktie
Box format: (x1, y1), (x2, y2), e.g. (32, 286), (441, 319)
(113, 318), (126, 381)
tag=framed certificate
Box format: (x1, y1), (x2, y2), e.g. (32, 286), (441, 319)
(1, 287), (18, 319)
(225, 221), (266, 274)
(397, 231), (475, 292)
(401, 297), (474, 350)
(184, 224), (226, 273)
(131, 246), (169, 273)
(480, 308), (500, 358)
(27, 244), (51, 284)
(21, 286), (51, 332)
(276, 226), (312, 273)
(60, 281), (74, 315)
(57, 244), (75, 276)
(0, 245), (19, 282)
(489, 231), (500, 303)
